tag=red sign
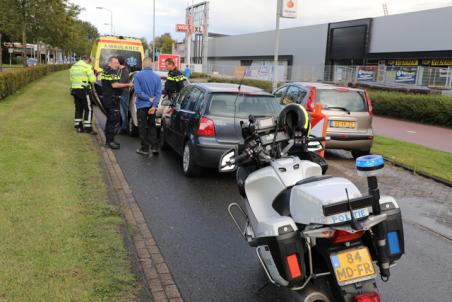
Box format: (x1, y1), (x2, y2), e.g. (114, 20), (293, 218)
(158, 54), (181, 71)
(176, 24), (193, 32)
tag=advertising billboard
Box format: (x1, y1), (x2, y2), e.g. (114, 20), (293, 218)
(280, 0), (298, 18)
(158, 54), (181, 71)
(395, 67), (417, 84)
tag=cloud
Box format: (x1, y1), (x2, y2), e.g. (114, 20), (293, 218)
(72, 0), (452, 41)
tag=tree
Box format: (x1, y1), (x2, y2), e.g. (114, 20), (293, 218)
(139, 37), (150, 54)
(152, 33), (175, 54)
(0, 0), (98, 59)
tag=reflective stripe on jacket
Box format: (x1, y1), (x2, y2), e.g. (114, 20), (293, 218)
(69, 60), (96, 89)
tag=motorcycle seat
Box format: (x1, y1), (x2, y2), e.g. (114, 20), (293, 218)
(272, 175), (333, 217)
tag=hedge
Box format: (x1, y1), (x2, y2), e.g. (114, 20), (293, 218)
(207, 77), (274, 92)
(369, 90), (452, 128)
(206, 77), (452, 128)
(0, 64), (70, 100)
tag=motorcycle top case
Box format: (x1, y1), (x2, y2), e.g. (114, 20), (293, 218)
(379, 196), (405, 262)
(289, 177), (368, 225)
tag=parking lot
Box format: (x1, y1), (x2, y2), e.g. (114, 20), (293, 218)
(95, 108), (452, 302)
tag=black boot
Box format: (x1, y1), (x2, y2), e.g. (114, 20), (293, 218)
(106, 141), (120, 149)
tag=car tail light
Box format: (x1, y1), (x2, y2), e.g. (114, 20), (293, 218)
(306, 88), (316, 112)
(364, 90), (373, 115)
(286, 254), (302, 278)
(355, 291), (380, 302)
(198, 117), (215, 137)
(331, 230), (365, 244)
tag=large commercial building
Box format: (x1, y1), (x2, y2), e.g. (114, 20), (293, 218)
(207, 6), (452, 84)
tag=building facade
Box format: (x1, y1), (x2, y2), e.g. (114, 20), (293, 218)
(207, 6), (452, 83)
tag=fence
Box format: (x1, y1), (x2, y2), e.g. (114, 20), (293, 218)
(206, 63), (452, 90)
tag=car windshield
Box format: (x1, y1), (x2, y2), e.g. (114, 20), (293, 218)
(315, 90), (367, 112)
(100, 49), (142, 72)
(208, 93), (281, 118)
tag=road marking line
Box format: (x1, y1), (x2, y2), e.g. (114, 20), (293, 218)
(407, 131), (417, 134)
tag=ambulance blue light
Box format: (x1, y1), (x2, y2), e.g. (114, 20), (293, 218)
(356, 155), (384, 171)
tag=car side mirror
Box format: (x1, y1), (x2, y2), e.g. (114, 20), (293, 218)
(219, 148), (237, 173)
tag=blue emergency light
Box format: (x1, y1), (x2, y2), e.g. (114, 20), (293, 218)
(355, 155), (384, 172)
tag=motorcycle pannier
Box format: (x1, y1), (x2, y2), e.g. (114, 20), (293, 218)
(380, 197), (404, 262)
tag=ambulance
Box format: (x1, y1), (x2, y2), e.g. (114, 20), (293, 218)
(90, 36), (145, 73)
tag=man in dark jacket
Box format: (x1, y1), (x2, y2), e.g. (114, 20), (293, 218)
(117, 56), (130, 134)
(164, 58), (186, 100)
(100, 56), (133, 149)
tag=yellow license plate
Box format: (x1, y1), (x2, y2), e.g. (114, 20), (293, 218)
(330, 247), (376, 286)
(330, 120), (356, 129)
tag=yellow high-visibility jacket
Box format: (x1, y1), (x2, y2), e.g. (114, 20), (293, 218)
(69, 60), (96, 89)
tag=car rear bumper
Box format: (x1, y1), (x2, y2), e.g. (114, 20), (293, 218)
(326, 133), (373, 151)
(194, 142), (236, 168)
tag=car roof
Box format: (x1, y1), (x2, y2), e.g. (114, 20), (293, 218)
(194, 82), (271, 95)
(288, 82), (363, 92)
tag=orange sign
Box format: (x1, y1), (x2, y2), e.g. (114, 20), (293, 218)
(176, 24), (194, 33)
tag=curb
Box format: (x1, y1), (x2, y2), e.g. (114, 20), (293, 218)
(93, 122), (184, 302)
(383, 157), (452, 188)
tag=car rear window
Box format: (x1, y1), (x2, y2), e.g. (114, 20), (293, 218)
(316, 89), (367, 112)
(207, 93), (280, 118)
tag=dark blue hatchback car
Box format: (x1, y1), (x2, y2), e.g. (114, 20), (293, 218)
(161, 83), (281, 176)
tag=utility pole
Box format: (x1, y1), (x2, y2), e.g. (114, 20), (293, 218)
(272, 0), (282, 92)
(186, 6), (192, 69)
(152, 0), (156, 62)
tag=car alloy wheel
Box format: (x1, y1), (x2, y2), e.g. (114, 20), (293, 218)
(183, 144), (190, 173)
(182, 143), (200, 177)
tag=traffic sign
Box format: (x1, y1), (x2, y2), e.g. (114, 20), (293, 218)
(8, 48), (13, 53)
(158, 54), (180, 71)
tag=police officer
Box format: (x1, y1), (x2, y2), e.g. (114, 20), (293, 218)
(69, 55), (96, 133)
(100, 56), (133, 149)
(163, 58), (186, 100)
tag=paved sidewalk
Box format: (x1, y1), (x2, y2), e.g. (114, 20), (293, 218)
(373, 116), (452, 153)
(94, 120), (183, 302)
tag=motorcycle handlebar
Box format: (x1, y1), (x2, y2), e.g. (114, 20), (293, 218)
(234, 152), (250, 164)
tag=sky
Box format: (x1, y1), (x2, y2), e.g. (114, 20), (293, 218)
(72, 0), (452, 42)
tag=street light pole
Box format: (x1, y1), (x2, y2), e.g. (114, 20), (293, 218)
(272, 0), (281, 92)
(152, 0), (156, 61)
(96, 7), (113, 35)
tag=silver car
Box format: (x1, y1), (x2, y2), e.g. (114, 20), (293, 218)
(274, 82), (374, 158)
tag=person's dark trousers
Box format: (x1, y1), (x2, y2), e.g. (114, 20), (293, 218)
(83, 90), (94, 132)
(72, 88), (94, 132)
(72, 88), (86, 130)
(103, 96), (121, 143)
(137, 107), (160, 151)
(119, 94), (129, 132)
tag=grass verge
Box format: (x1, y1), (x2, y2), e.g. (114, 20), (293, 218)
(372, 136), (452, 183)
(0, 70), (138, 301)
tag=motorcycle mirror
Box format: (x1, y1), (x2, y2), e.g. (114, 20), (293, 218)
(219, 149), (237, 173)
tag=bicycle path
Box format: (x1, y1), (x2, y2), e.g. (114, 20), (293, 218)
(373, 116), (452, 153)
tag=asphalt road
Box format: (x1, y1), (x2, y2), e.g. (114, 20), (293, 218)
(95, 109), (452, 302)
(373, 116), (452, 153)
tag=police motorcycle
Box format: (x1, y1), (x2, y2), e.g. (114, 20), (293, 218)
(219, 104), (404, 302)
